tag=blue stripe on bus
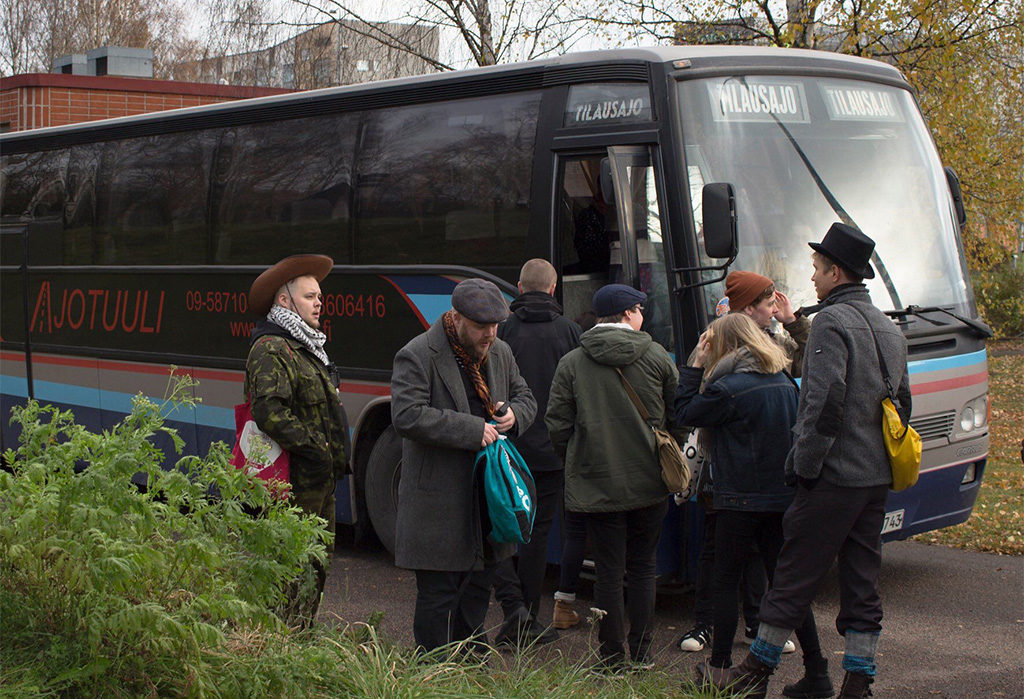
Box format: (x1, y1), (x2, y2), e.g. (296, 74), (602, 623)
(407, 294), (455, 325)
(1, 374), (234, 429)
(908, 350), (986, 375)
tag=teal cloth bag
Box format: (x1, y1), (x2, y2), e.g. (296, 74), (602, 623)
(475, 435), (537, 544)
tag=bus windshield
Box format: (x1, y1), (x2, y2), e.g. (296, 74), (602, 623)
(679, 75), (970, 322)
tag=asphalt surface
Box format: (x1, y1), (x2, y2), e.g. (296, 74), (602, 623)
(318, 539), (1023, 697)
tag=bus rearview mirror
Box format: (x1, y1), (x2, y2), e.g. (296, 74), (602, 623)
(944, 166), (967, 228)
(702, 183), (738, 259)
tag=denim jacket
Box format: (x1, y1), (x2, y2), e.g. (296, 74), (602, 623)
(674, 349), (798, 512)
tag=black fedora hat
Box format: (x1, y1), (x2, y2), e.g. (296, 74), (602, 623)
(809, 223), (876, 279)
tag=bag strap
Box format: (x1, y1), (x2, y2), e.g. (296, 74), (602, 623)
(845, 303), (897, 403)
(615, 367), (652, 423)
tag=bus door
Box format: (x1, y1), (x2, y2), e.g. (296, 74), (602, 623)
(555, 146), (673, 351)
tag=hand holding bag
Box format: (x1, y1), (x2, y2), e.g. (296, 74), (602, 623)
(616, 367), (690, 494)
(848, 305), (922, 491)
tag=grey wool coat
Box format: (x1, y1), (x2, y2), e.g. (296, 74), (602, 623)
(786, 284), (911, 488)
(390, 318), (537, 572)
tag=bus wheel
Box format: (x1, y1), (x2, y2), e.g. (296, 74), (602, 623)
(365, 425), (402, 556)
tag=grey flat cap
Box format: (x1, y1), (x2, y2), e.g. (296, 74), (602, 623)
(451, 278), (509, 324)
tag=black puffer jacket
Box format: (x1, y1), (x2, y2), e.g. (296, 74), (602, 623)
(498, 291), (581, 471)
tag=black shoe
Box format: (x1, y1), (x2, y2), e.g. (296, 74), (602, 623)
(523, 619), (559, 645)
(495, 606), (531, 647)
(783, 656), (834, 698)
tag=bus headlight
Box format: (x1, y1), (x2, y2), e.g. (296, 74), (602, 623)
(958, 396), (988, 433)
(959, 407), (975, 432)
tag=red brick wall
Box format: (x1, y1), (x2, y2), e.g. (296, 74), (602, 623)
(1, 74), (293, 132)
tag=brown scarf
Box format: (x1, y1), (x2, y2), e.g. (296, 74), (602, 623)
(442, 310), (494, 417)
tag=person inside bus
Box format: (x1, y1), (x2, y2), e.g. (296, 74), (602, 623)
(674, 313), (826, 695)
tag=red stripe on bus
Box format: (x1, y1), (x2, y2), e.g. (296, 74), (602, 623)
(2, 351), (390, 395)
(377, 275), (430, 330)
(912, 372), (987, 395)
(0, 352), (241, 382)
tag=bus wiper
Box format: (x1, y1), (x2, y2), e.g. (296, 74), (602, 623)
(729, 77), (903, 310)
(886, 305), (993, 338)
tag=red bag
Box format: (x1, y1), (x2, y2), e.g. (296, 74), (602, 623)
(230, 401), (290, 487)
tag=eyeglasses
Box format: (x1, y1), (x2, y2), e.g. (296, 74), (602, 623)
(631, 305), (645, 314)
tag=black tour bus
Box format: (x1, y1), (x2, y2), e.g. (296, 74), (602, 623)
(1, 47), (990, 580)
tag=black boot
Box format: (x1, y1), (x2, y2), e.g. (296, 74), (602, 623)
(783, 655), (834, 698)
(838, 671), (873, 698)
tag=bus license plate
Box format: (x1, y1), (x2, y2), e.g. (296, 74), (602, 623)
(881, 509), (905, 534)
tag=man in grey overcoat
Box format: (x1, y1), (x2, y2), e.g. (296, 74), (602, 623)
(391, 278), (536, 653)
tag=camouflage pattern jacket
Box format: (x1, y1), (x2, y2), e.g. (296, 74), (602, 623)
(245, 321), (349, 490)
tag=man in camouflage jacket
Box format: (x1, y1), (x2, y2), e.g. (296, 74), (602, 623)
(245, 254), (348, 625)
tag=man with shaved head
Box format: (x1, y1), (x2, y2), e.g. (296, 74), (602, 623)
(491, 259), (582, 647)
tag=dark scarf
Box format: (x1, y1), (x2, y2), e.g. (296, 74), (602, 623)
(442, 310), (494, 417)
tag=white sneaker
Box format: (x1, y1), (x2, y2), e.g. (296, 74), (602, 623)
(677, 624), (712, 652)
(744, 625), (796, 653)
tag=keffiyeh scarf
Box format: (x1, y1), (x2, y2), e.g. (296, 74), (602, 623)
(268, 304), (329, 366)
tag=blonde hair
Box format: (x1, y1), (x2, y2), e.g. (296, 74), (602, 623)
(703, 313), (790, 376)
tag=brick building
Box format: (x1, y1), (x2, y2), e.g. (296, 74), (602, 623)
(0, 72), (292, 133)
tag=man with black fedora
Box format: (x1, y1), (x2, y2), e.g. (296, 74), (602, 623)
(713, 222), (911, 698)
(245, 254), (349, 626)
(390, 277), (536, 653)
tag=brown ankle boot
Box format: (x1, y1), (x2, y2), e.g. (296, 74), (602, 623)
(696, 651), (774, 699)
(552, 599), (579, 629)
(838, 671), (873, 697)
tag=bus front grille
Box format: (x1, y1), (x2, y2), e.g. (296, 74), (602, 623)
(910, 411), (957, 441)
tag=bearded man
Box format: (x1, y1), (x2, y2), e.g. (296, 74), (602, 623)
(390, 278), (536, 653)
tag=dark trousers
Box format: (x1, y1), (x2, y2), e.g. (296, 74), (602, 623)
(710, 509), (822, 667)
(558, 508), (588, 594)
(760, 480), (889, 637)
(493, 469), (563, 618)
(414, 567), (494, 653)
(693, 511), (767, 628)
(586, 499), (669, 664)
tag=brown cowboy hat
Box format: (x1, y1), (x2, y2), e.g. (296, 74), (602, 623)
(249, 254), (333, 316)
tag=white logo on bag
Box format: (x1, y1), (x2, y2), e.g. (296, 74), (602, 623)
(239, 420), (283, 471)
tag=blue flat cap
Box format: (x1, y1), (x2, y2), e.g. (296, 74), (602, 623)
(593, 284), (647, 317)
(452, 278), (509, 323)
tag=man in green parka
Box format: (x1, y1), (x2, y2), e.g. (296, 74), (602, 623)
(546, 283), (679, 673)
(245, 254), (349, 625)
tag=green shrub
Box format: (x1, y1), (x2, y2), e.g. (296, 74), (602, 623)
(973, 258), (1024, 338)
(0, 377), (329, 697)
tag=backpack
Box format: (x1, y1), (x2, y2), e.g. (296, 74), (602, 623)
(475, 435), (537, 544)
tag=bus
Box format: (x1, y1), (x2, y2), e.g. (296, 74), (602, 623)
(0, 46), (990, 581)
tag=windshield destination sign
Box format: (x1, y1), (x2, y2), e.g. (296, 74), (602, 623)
(708, 80), (809, 123)
(821, 84), (903, 122)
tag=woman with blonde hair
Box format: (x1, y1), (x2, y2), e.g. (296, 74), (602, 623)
(676, 313), (828, 697)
